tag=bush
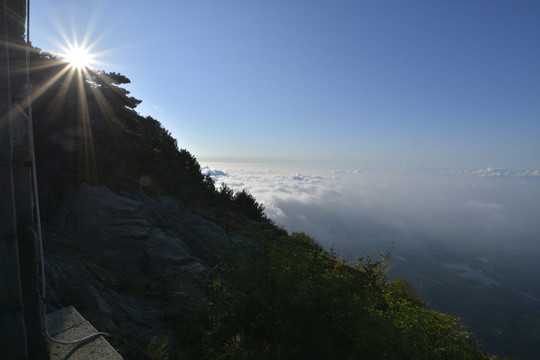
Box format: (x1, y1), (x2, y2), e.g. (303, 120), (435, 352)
(174, 226), (496, 360)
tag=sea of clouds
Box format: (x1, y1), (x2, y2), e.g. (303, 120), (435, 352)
(202, 163), (540, 258)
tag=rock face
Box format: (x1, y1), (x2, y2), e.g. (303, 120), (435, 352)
(42, 184), (236, 358)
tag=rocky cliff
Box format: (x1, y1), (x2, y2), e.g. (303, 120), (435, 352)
(43, 184), (241, 358)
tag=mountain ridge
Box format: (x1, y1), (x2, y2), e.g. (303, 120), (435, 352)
(29, 48), (497, 359)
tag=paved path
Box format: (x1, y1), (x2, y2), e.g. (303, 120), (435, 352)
(47, 306), (122, 360)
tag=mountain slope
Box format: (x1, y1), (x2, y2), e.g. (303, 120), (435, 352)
(28, 49), (497, 359)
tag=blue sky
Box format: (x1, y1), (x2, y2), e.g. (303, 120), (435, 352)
(31, 0), (540, 168)
(30, 5), (540, 353)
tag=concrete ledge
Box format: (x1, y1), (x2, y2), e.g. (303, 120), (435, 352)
(47, 306), (123, 360)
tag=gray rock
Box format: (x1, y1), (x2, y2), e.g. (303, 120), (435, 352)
(43, 184), (236, 355)
(144, 227), (197, 276)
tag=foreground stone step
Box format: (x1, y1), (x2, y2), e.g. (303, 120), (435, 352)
(47, 306), (122, 360)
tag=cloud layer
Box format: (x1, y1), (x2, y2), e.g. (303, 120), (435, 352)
(203, 164), (540, 257)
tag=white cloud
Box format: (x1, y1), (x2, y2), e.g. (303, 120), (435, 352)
(201, 165), (228, 177)
(408, 167), (540, 178)
(475, 167), (507, 177)
(447, 167), (540, 178)
(331, 169), (362, 175)
(201, 163), (540, 258)
(517, 169), (540, 177)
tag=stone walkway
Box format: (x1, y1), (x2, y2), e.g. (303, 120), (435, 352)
(47, 306), (122, 360)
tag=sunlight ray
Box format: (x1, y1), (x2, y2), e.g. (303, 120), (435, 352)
(79, 2), (107, 53)
(88, 83), (130, 152)
(29, 5), (123, 184)
(39, 1), (117, 72)
(74, 68), (98, 184)
(33, 67), (77, 134)
(25, 64), (71, 105)
(35, 8), (135, 75)
(90, 82), (120, 124)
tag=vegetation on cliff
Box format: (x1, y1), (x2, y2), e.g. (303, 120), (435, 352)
(29, 48), (497, 359)
(171, 227), (495, 360)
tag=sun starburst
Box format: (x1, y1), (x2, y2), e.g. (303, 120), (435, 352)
(27, 7), (124, 185)
(64, 45), (94, 70)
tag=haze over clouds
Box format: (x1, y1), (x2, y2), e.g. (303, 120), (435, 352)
(203, 163), (540, 258)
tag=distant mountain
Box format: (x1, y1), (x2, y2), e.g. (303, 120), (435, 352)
(28, 48), (497, 359)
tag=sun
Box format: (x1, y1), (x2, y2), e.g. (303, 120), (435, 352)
(64, 45), (94, 70)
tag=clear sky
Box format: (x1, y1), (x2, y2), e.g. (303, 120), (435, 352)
(31, 0), (540, 169)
